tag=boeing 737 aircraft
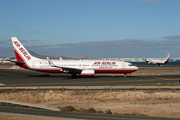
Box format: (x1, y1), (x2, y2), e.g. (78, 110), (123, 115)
(145, 53), (170, 66)
(11, 37), (138, 77)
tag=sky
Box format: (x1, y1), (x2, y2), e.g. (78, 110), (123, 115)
(1, 0), (180, 58)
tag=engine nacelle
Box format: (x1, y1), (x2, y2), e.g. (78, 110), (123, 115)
(81, 70), (95, 76)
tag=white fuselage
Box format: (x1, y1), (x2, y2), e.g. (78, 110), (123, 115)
(25, 59), (138, 74)
(145, 53), (170, 66)
(146, 59), (166, 64)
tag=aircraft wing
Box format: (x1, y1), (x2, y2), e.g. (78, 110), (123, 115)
(146, 59), (152, 64)
(58, 66), (82, 73)
(149, 62), (155, 65)
(46, 57), (82, 73)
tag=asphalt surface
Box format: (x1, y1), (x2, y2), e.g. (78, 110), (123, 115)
(0, 106), (179, 120)
(0, 69), (180, 87)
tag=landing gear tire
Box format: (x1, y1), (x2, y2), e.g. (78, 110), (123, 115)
(71, 73), (77, 78)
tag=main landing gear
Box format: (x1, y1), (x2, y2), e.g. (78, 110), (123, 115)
(71, 72), (77, 78)
(159, 64), (164, 66)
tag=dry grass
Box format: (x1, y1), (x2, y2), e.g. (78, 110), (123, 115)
(0, 90), (180, 103)
(1, 90), (180, 118)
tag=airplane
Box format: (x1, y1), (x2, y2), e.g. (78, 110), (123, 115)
(11, 37), (138, 77)
(145, 53), (170, 66)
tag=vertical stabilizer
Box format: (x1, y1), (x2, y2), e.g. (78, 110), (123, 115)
(165, 53), (170, 63)
(11, 37), (40, 62)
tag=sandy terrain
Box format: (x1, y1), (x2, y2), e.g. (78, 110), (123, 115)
(0, 90), (180, 118)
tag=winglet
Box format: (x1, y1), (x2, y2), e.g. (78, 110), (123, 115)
(165, 53), (170, 63)
(166, 53), (170, 60)
(46, 57), (56, 67)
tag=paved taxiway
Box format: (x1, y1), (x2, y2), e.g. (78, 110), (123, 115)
(0, 107), (179, 120)
(0, 69), (180, 87)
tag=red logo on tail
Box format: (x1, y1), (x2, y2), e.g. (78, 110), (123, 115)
(13, 41), (31, 60)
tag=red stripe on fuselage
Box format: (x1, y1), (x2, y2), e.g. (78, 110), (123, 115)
(32, 68), (137, 74)
(93, 69), (137, 73)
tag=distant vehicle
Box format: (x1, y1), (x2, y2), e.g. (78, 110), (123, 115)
(11, 37), (138, 77)
(145, 53), (170, 66)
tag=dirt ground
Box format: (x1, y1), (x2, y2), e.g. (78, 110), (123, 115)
(1, 90), (180, 118)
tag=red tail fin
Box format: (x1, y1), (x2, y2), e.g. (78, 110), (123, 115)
(11, 37), (40, 62)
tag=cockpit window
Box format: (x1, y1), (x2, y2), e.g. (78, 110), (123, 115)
(129, 64), (133, 66)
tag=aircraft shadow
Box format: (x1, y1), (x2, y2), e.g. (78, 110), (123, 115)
(27, 74), (139, 79)
(27, 74), (94, 78)
(28, 74), (68, 78)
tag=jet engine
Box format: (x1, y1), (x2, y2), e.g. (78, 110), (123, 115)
(81, 70), (95, 76)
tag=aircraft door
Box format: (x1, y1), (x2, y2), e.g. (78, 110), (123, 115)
(122, 63), (125, 69)
(32, 62), (36, 69)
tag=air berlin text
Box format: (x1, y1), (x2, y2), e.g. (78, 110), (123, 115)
(93, 62), (116, 65)
(13, 41), (31, 60)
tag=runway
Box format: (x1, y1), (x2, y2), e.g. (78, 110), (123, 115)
(0, 69), (179, 87)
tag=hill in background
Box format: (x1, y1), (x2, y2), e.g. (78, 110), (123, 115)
(29, 51), (90, 59)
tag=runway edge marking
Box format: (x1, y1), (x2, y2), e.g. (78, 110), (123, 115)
(0, 99), (60, 111)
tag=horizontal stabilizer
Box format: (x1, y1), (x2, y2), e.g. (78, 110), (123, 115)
(11, 60), (25, 67)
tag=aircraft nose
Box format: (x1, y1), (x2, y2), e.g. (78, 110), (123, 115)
(134, 66), (138, 71)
